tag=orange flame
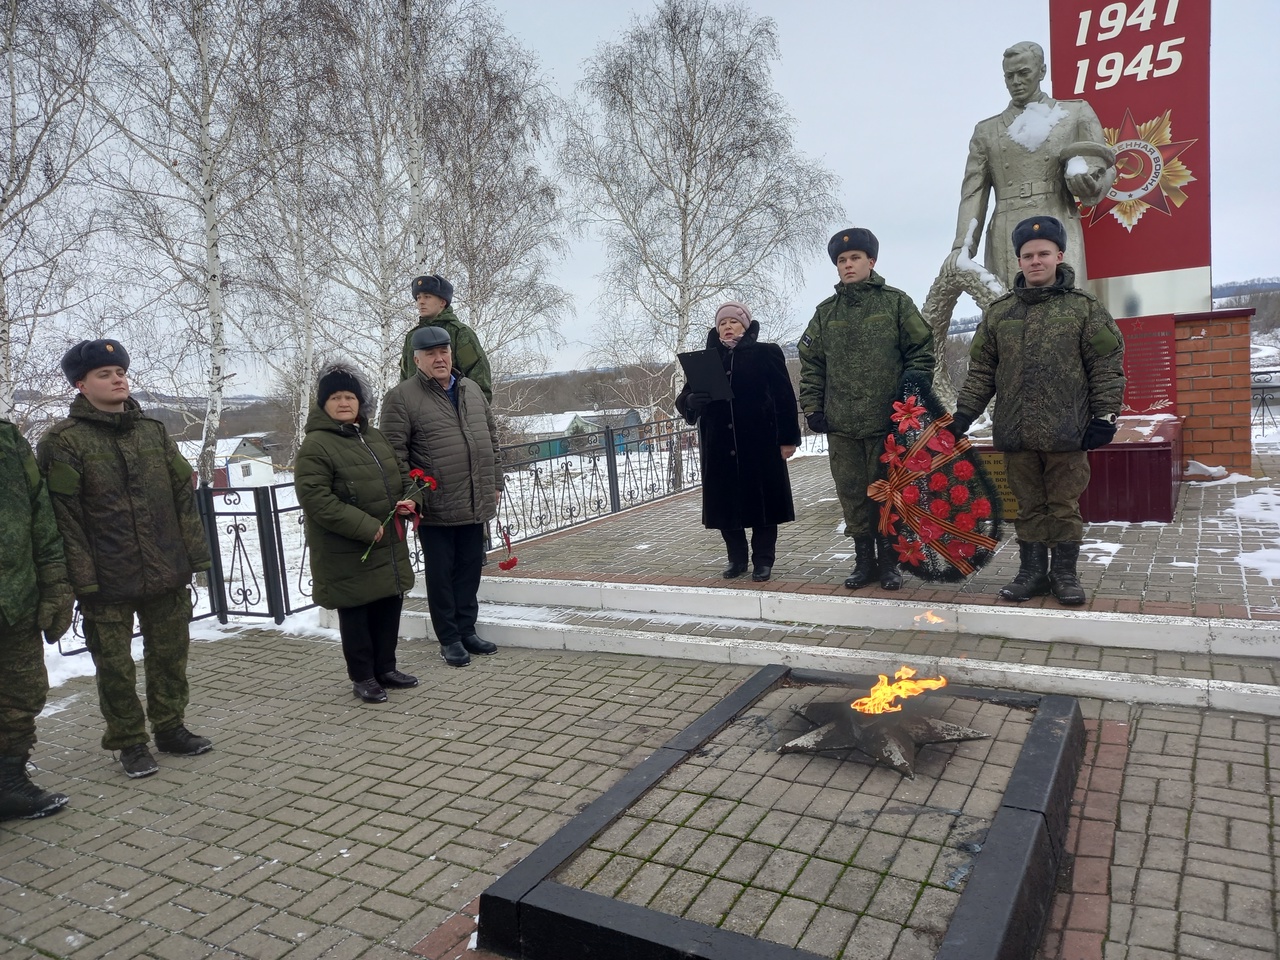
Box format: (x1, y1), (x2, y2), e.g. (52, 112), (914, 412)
(851, 666), (947, 715)
(914, 609), (944, 625)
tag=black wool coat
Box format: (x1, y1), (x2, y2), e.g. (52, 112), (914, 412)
(675, 323), (801, 531)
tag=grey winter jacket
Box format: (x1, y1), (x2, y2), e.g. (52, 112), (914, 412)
(379, 371), (503, 526)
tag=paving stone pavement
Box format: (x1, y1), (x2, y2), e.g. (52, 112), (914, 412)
(492, 452), (1280, 622)
(2, 628), (1276, 960)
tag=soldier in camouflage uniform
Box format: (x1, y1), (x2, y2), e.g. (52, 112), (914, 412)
(399, 274), (493, 402)
(0, 419), (74, 819)
(799, 228), (935, 591)
(951, 216), (1125, 606)
(38, 339), (215, 778)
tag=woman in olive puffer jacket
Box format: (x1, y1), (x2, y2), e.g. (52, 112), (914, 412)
(295, 364), (418, 704)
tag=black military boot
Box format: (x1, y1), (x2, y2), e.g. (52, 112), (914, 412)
(1049, 542), (1087, 606)
(999, 541), (1051, 602)
(0, 756), (69, 821)
(876, 537), (902, 590)
(843, 536), (877, 589)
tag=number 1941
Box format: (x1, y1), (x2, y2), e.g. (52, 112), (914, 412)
(1072, 0), (1184, 93)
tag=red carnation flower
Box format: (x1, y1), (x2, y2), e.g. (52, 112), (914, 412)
(955, 542), (977, 559)
(950, 485), (970, 505)
(497, 557), (518, 571)
(900, 485), (920, 505)
(952, 460), (975, 481)
(929, 500), (951, 519)
(953, 512), (976, 532)
(971, 498), (992, 519)
(905, 449), (933, 472)
(928, 472), (948, 491)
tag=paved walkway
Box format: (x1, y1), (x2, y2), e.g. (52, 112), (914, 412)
(2, 632), (1276, 960)
(3, 454), (1278, 960)
(492, 452), (1280, 622)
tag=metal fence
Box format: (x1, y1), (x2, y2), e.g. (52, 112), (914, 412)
(1253, 369), (1279, 431)
(57, 416), (705, 653)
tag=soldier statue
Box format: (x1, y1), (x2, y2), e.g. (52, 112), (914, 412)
(945, 40), (1116, 288)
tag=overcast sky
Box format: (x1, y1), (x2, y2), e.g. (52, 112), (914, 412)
(491, 0), (1279, 370)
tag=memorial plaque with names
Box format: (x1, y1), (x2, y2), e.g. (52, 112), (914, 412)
(1118, 313), (1176, 414)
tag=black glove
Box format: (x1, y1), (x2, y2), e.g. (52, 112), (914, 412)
(946, 412), (973, 440)
(684, 391), (712, 414)
(1081, 417), (1118, 451)
(38, 581), (75, 645)
(805, 411), (830, 434)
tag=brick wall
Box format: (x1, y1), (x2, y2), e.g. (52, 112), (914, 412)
(1174, 308), (1255, 478)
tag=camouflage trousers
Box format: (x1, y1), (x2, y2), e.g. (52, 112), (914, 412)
(82, 587), (193, 751)
(0, 613), (48, 757)
(827, 434), (886, 538)
(1005, 450), (1091, 546)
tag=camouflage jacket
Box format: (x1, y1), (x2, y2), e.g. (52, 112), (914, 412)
(0, 419), (69, 627)
(399, 306), (493, 401)
(37, 396), (211, 603)
(798, 271), (934, 440)
(956, 265), (1125, 453)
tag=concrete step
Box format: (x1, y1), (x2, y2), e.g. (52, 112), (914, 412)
(386, 586), (1280, 717)
(474, 577), (1280, 659)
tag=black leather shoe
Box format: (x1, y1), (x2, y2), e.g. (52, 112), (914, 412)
(154, 725), (213, 756)
(440, 641), (471, 667)
(751, 565), (772, 582)
(722, 561), (748, 579)
(352, 679), (387, 703)
(460, 635), (497, 655)
(376, 670), (419, 688)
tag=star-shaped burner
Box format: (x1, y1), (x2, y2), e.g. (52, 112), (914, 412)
(778, 699), (989, 779)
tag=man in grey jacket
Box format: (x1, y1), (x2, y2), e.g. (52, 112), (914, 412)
(381, 326), (504, 667)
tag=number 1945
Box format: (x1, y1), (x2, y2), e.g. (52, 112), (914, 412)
(1074, 39), (1184, 93)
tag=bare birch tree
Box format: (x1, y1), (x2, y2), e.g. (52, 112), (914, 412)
(0, 0), (106, 421)
(233, 1), (359, 454)
(319, 0), (569, 413)
(560, 0), (843, 413)
(88, 0), (271, 480)
(424, 19), (571, 391)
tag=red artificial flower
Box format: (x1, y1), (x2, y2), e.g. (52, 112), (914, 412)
(894, 536), (926, 565)
(954, 542), (977, 559)
(496, 528), (519, 571)
(929, 499), (951, 520)
(970, 498), (992, 519)
(952, 460), (975, 481)
(950, 485), (970, 505)
(905, 449), (933, 472)
(918, 520), (943, 542)
(900, 484), (920, 505)
(928, 472), (948, 491)
(926, 429), (955, 455)
(880, 433), (906, 464)
(953, 512), (977, 532)
(891, 397), (927, 433)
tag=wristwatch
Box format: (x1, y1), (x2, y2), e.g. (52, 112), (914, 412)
(1099, 413), (1117, 424)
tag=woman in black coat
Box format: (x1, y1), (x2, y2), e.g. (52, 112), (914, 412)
(676, 301), (801, 581)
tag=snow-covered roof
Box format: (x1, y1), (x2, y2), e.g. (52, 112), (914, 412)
(177, 439), (268, 464)
(507, 410), (635, 435)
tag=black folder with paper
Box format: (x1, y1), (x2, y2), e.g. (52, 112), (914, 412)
(677, 349), (734, 402)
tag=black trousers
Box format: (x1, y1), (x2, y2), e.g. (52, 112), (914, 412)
(336, 594), (403, 682)
(721, 525), (778, 566)
(419, 524), (485, 647)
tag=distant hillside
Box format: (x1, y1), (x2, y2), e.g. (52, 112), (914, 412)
(1213, 277), (1280, 299)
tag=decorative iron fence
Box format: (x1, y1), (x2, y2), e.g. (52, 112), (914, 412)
(1252, 369), (1279, 431)
(496, 418), (702, 543)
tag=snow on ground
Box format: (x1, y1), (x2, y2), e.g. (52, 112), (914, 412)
(1229, 486), (1280, 581)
